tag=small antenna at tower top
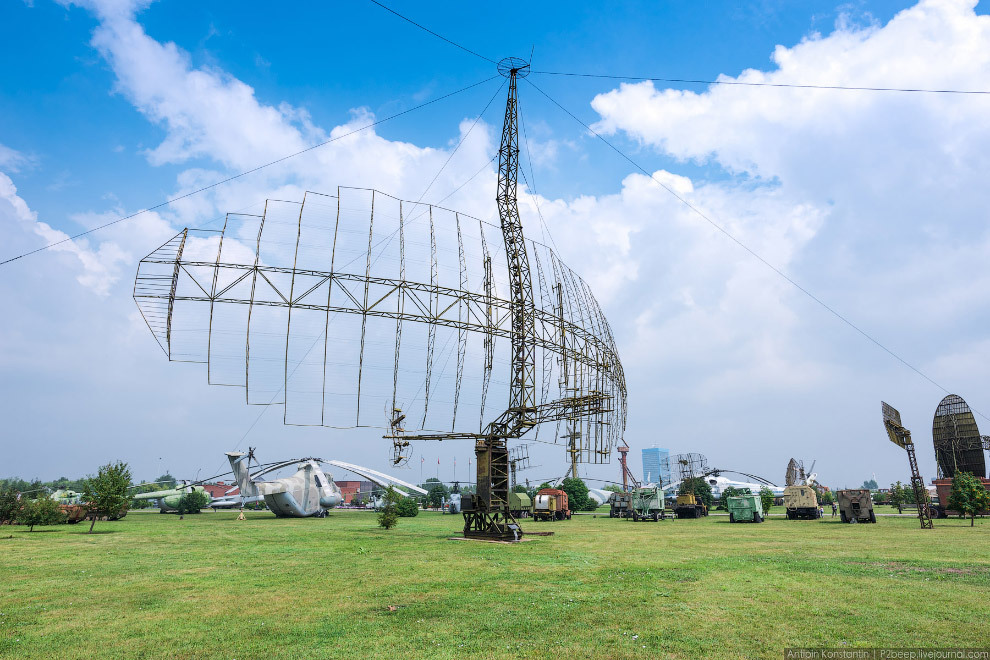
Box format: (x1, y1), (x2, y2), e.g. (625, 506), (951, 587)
(498, 57), (530, 78)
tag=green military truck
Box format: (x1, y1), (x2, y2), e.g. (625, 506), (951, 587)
(727, 494), (764, 523)
(783, 485), (821, 520)
(630, 486), (665, 521)
(836, 489), (876, 523)
(508, 491), (533, 518)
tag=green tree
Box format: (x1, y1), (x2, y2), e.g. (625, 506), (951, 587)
(423, 478), (450, 508)
(511, 484), (529, 493)
(817, 489), (835, 505)
(861, 479), (879, 491)
(719, 486), (747, 510)
(349, 494), (364, 506)
(377, 486), (399, 529)
(155, 473), (178, 489)
(176, 490), (210, 518)
(82, 461), (132, 533)
(759, 486), (775, 516)
(603, 484), (624, 493)
(17, 495), (66, 531)
(396, 495), (420, 517)
(0, 486), (22, 524)
(888, 481), (905, 510)
(678, 477), (713, 509)
(560, 477), (594, 512)
(947, 472), (990, 527)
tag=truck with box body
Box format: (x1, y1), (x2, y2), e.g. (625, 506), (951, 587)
(783, 485), (821, 519)
(836, 489), (876, 523)
(727, 494), (764, 523)
(533, 488), (571, 521)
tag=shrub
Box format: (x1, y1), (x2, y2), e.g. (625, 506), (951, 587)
(17, 495), (66, 531)
(377, 486), (399, 529)
(396, 496), (420, 517)
(0, 486), (22, 524)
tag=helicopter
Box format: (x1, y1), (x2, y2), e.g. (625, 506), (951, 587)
(219, 449), (428, 518)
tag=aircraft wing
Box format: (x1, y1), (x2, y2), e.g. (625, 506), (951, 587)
(324, 460), (428, 496)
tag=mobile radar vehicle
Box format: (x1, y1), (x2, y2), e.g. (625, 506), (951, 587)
(783, 485), (820, 519)
(836, 489), (876, 523)
(630, 485), (664, 521)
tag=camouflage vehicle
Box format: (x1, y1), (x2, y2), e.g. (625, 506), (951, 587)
(727, 494), (764, 523)
(783, 485), (820, 519)
(630, 486), (664, 521)
(836, 489), (876, 523)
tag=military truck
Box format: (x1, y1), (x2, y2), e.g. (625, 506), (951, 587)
(783, 485), (820, 519)
(508, 491), (533, 518)
(836, 489), (876, 523)
(727, 494), (764, 523)
(533, 488), (571, 521)
(630, 486), (665, 521)
(674, 493), (708, 519)
(609, 492), (633, 518)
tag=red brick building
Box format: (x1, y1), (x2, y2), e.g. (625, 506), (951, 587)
(201, 481), (238, 499)
(336, 481), (372, 502)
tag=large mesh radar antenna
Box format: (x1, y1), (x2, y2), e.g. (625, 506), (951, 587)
(675, 453), (708, 494)
(881, 401), (932, 530)
(133, 57), (627, 541)
(931, 394), (985, 479)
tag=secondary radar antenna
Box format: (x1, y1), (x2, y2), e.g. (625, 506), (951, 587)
(675, 453), (708, 495)
(882, 401), (932, 530)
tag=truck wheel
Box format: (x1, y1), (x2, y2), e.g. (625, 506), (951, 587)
(840, 511), (848, 523)
(754, 512), (762, 523)
(729, 513), (735, 523)
(652, 512), (659, 522)
(869, 511), (876, 524)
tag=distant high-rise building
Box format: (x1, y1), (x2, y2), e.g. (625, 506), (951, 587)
(642, 447), (670, 486)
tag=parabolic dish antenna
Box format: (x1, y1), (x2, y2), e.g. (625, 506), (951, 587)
(931, 394), (985, 478)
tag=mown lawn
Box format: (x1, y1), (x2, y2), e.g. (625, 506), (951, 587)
(2, 508), (988, 659)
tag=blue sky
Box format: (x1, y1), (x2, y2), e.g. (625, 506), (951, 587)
(3, 0), (990, 489)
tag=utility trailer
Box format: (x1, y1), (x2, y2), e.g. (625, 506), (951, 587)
(727, 494), (764, 523)
(630, 486), (665, 521)
(609, 492), (633, 518)
(836, 489), (876, 523)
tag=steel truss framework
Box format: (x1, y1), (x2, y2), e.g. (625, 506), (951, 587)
(134, 57), (627, 540)
(883, 401), (933, 530)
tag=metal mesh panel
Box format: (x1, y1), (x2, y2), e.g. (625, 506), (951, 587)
(134, 187), (627, 456)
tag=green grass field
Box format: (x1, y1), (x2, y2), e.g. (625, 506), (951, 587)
(3, 508), (989, 659)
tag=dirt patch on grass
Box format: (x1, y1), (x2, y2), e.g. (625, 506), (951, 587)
(851, 560), (989, 576)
